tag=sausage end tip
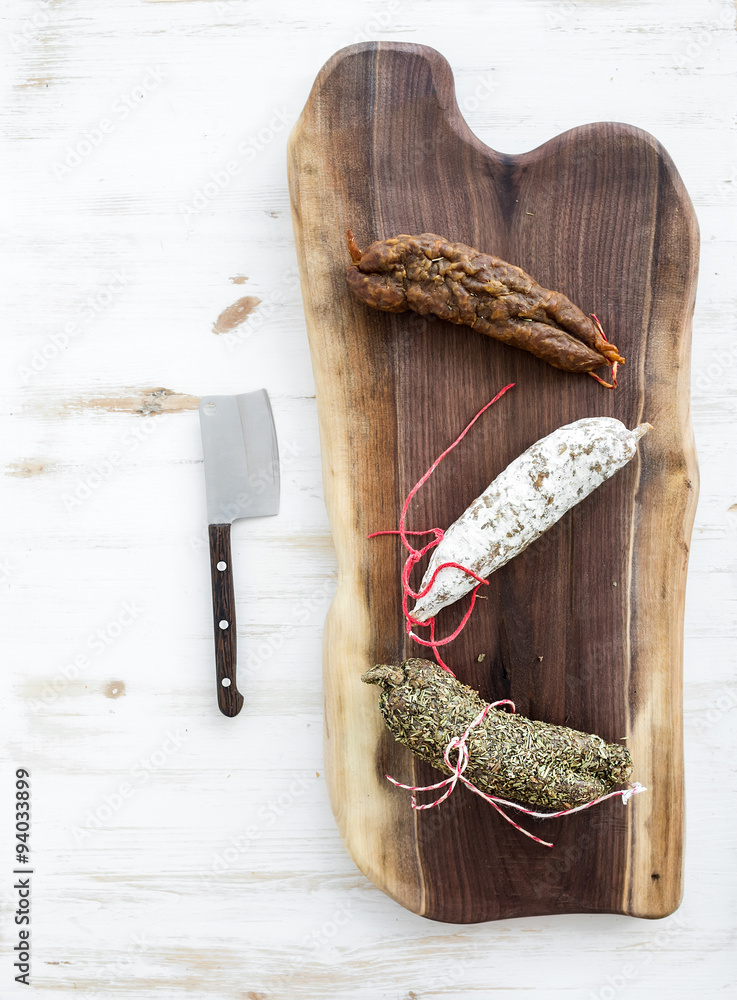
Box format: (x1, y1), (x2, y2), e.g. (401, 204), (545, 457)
(362, 664), (404, 688)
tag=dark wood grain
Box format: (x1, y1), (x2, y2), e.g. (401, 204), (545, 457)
(208, 523), (243, 717)
(288, 42), (699, 922)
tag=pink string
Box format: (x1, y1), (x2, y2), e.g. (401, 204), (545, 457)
(588, 313), (619, 389)
(368, 383), (516, 675)
(386, 702), (647, 847)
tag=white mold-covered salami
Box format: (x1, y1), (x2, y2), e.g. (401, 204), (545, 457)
(411, 417), (651, 623)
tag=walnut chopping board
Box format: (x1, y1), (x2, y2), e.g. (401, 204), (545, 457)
(287, 42), (699, 923)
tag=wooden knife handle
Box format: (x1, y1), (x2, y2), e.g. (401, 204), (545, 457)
(208, 523), (244, 717)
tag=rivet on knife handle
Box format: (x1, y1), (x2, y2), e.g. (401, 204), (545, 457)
(208, 523), (243, 717)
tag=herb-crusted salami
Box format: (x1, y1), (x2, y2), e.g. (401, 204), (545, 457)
(411, 417), (651, 623)
(346, 232), (625, 377)
(362, 658), (633, 810)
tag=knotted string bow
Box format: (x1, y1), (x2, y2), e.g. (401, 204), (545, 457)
(386, 702), (646, 847)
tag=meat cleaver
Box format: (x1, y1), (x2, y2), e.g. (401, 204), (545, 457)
(199, 390), (280, 717)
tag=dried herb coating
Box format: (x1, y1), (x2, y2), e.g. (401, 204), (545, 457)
(362, 658), (632, 811)
(346, 232), (624, 374)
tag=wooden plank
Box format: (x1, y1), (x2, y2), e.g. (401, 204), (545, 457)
(288, 41), (699, 922)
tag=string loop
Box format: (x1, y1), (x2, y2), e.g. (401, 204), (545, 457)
(368, 383), (515, 674)
(386, 703), (647, 847)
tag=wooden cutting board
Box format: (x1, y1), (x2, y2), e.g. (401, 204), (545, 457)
(288, 41), (699, 923)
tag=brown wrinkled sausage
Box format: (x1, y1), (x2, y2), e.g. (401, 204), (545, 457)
(346, 231), (624, 377)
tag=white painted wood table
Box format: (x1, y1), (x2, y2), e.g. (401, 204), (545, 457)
(1, 1), (736, 996)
